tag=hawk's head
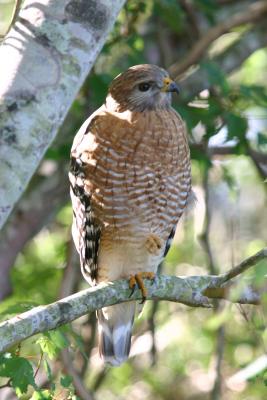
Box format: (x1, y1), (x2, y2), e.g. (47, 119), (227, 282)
(107, 64), (179, 112)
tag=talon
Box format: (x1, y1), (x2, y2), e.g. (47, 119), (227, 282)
(129, 275), (137, 297)
(142, 272), (156, 281)
(128, 272), (155, 303)
(129, 286), (136, 298)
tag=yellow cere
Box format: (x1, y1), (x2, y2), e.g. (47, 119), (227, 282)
(162, 77), (173, 91)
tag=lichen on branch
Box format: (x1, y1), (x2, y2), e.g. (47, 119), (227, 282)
(0, 247), (266, 354)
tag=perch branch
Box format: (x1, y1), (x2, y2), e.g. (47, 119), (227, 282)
(169, 0), (267, 78)
(0, 247), (266, 354)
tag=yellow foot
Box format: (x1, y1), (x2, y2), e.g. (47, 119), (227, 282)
(145, 234), (163, 255)
(129, 272), (155, 303)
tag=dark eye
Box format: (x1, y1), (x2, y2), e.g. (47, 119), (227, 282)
(138, 82), (151, 92)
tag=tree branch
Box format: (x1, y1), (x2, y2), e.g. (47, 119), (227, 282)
(61, 348), (95, 400)
(179, 24), (267, 98)
(169, 0), (267, 79)
(192, 144), (267, 179)
(0, 247), (266, 354)
(0, 165), (69, 300)
(220, 247), (267, 283)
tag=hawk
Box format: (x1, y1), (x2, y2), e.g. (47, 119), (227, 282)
(69, 64), (191, 366)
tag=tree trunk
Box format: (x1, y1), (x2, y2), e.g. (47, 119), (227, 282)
(0, 0), (125, 228)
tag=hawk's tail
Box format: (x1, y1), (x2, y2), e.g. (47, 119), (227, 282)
(97, 302), (135, 366)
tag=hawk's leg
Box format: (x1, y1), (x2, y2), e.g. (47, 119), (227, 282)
(129, 272), (155, 303)
(145, 234), (163, 255)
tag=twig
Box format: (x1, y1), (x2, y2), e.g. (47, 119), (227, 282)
(58, 239), (80, 300)
(148, 300), (160, 366)
(58, 240), (94, 398)
(220, 247), (267, 283)
(0, 246), (266, 354)
(180, 0), (200, 40)
(61, 348), (95, 400)
(199, 163), (225, 400)
(80, 313), (97, 375)
(199, 165), (217, 275)
(147, 262), (163, 365)
(191, 144), (267, 180)
(0, 379), (11, 389)
(247, 146), (267, 181)
(180, 23), (267, 98)
(211, 326), (225, 400)
(169, 0), (267, 78)
(34, 351), (44, 379)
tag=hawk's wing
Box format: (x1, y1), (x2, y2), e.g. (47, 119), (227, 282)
(69, 109), (104, 285)
(163, 190), (195, 258)
(163, 227), (176, 258)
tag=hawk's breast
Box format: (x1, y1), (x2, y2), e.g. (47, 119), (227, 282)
(82, 109), (191, 242)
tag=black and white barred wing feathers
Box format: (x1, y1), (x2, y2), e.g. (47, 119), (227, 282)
(69, 112), (102, 285)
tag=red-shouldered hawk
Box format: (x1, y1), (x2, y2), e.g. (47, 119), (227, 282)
(69, 64), (191, 366)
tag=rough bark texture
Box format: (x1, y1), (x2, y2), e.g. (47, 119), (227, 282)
(0, 0), (125, 229)
(0, 267), (266, 354)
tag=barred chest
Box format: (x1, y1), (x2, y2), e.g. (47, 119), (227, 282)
(82, 109), (191, 240)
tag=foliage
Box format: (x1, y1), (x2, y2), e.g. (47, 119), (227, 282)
(0, 0), (267, 399)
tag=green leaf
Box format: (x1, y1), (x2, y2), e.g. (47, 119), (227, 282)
(224, 112), (247, 140)
(37, 330), (68, 359)
(154, 0), (184, 33)
(201, 61), (230, 94)
(240, 85), (267, 107)
(60, 374), (73, 388)
(176, 104), (207, 130)
(249, 260), (267, 285)
(37, 336), (58, 360)
(48, 329), (69, 350)
(0, 354), (37, 396)
(30, 389), (53, 400)
(257, 132), (267, 147)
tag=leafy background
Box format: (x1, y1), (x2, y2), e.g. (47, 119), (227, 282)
(0, 0), (266, 399)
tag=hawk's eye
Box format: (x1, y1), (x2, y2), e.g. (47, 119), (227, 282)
(138, 82), (151, 92)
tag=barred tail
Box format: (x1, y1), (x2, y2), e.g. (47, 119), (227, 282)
(97, 303), (135, 366)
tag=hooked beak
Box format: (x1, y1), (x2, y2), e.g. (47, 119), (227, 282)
(168, 81), (180, 94)
(162, 77), (180, 94)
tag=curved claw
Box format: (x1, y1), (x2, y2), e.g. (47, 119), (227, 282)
(128, 272), (155, 303)
(129, 275), (137, 298)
